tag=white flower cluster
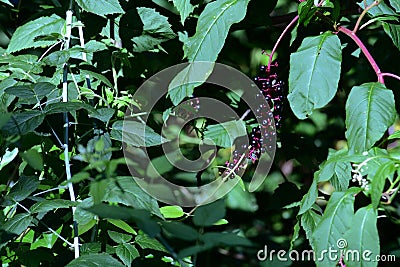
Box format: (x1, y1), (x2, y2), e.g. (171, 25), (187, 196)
(351, 161), (370, 191)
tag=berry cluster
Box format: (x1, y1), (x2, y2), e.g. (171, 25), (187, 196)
(253, 64), (285, 128)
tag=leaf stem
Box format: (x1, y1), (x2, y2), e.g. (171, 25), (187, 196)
(380, 72), (400, 82)
(352, 0), (380, 33)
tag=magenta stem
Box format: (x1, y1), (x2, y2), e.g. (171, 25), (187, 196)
(267, 15), (299, 72)
(338, 26), (384, 83)
(380, 72), (400, 82)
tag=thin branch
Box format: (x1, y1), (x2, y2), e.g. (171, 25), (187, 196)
(353, 0), (380, 33)
(337, 26), (384, 83)
(62, 9), (80, 259)
(380, 72), (400, 82)
(267, 15), (299, 72)
(38, 39), (63, 62)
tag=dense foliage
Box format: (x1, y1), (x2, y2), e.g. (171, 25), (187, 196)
(0, 0), (400, 266)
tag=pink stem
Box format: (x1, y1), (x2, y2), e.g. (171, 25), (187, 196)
(380, 72), (400, 82)
(267, 15), (299, 72)
(337, 26), (384, 84)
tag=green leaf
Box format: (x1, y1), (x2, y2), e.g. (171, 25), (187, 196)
(30, 199), (75, 214)
(132, 7), (175, 52)
(65, 253), (125, 267)
(370, 161), (396, 209)
(390, 0), (400, 12)
(80, 69), (113, 88)
(159, 206), (184, 219)
(388, 130), (400, 140)
(172, 0), (194, 25)
(2, 213), (33, 235)
(102, 176), (162, 217)
(300, 209), (321, 250)
(21, 149), (43, 171)
(343, 205), (379, 267)
(5, 82), (55, 102)
(193, 199), (226, 227)
(288, 32), (342, 119)
(204, 120), (247, 148)
(383, 23), (400, 50)
(183, 0), (250, 62)
(44, 102), (96, 115)
(90, 108), (115, 123)
(7, 14), (65, 53)
(161, 221), (199, 241)
(311, 188), (360, 267)
(345, 83), (395, 154)
(116, 243), (139, 266)
(135, 233), (167, 252)
(75, 0), (124, 16)
(298, 0), (317, 26)
(86, 204), (161, 237)
(226, 182), (258, 212)
(298, 175), (318, 215)
(0, 0), (13, 6)
(110, 121), (169, 147)
(108, 230), (132, 244)
(107, 219), (137, 235)
(3, 176), (39, 205)
(290, 220), (301, 250)
(318, 149), (351, 191)
(2, 110), (45, 135)
(0, 148), (18, 171)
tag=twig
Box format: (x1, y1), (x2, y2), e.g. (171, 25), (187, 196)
(38, 39), (63, 62)
(353, 0), (380, 33)
(380, 73), (400, 82)
(337, 26), (384, 83)
(267, 15), (299, 72)
(62, 9), (80, 259)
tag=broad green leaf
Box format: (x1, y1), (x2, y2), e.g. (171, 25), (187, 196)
(116, 243), (139, 266)
(312, 188), (360, 267)
(5, 82), (55, 103)
(298, 174), (318, 215)
(290, 220), (301, 250)
(172, 0), (194, 25)
(90, 108), (115, 123)
(7, 14), (65, 53)
(44, 102), (96, 115)
(86, 204), (161, 237)
(300, 209), (321, 250)
(343, 205), (379, 267)
(3, 176), (39, 205)
(318, 149), (351, 191)
(370, 161), (396, 209)
(390, 0), (400, 12)
(161, 221), (198, 241)
(80, 69), (113, 88)
(2, 110), (45, 135)
(226, 182), (258, 212)
(107, 219), (137, 235)
(132, 7), (175, 52)
(345, 83), (395, 154)
(183, 0), (250, 61)
(0, 148), (18, 171)
(193, 199), (226, 226)
(21, 149), (43, 171)
(159, 206), (184, 219)
(2, 213), (33, 235)
(204, 120), (247, 148)
(75, 0), (124, 16)
(30, 199), (75, 214)
(110, 120), (169, 147)
(108, 230), (132, 243)
(288, 32), (342, 119)
(102, 176), (162, 217)
(43, 51), (70, 66)
(135, 233), (167, 252)
(383, 23), (400, 50)
(298, 0), (317, 26)
(65, 253), (124, 267)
